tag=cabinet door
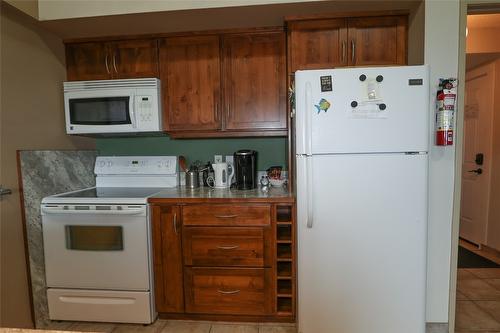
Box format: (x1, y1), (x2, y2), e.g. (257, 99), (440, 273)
(347, 16), (407, 66)
(160, 36), (221, 132)
(151, 205), (184, 313)
(288, 19), (348, 72)
(110, 39), (159, 79)
(222, 32), (286, 131)
(66, 42), (110, 81)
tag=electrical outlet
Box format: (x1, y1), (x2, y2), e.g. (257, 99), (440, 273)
(225, 155), (234, 165)
(214, 155), (223, 163)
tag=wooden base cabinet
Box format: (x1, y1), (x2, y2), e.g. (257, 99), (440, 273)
(151, 201), (296, 322)
(184, 268), (274, 316)
(151, 205), (184, 313)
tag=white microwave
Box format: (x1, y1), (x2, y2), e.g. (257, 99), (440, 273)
(63, 78), (162, 135)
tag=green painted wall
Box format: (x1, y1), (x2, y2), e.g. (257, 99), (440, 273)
(96, 136), (287, 170)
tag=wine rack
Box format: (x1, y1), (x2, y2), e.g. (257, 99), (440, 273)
(274, 204), (295, 316)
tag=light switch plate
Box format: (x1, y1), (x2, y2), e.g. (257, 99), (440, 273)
(214, 155), (223, 163)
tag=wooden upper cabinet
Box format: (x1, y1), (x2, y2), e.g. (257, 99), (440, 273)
(66, 39), (159, 81)
(160, 36), (221, 132)
(347, 16), (407, 66)
(66, 42), (110, 81)
(110, 39), (159, 79)
(287, 15), (407, 70)
(222, 32), (286, 131)
(151, 205), (184, 313)
(289, 19), (348, 72)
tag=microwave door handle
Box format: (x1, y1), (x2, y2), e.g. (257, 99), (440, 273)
(129, 95), (137, 128)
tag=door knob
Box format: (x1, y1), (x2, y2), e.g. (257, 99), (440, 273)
(0, 186), (12, 198)
(468, 168), (483, 175)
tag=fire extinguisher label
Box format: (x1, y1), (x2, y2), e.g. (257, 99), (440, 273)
(436, 110), (454, 131)
(435, 78), (457, 146)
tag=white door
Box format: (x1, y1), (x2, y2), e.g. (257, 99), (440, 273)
(459, 62), (495, 245)
(297, 153), (427, 333)
(295, 66), (429, 155)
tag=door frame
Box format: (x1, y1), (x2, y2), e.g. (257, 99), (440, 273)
(449, 1), (500, 332)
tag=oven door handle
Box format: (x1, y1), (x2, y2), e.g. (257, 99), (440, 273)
(41, 207), (144, 215)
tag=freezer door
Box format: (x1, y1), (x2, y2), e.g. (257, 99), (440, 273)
(297, 153), (428, 333)
(295, 66), (429, 154)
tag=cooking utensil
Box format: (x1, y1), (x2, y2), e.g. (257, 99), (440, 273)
(185, 170), (199, 188)
(179, 155), (187, 172)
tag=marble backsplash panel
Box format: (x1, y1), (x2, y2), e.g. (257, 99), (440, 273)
(18, 150), (97, 328)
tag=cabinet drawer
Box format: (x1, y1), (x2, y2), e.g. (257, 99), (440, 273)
(183, 205), (270, 226)
(184, 268), (273, 315)
(183, 227), (272, 267)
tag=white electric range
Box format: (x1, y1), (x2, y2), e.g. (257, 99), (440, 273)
(41, 156), (178, 324)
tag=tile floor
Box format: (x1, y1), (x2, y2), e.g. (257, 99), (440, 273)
(455, 268), (500, 333)
(39, 320), (296, 333)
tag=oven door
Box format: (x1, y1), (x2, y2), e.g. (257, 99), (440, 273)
(41, 204), (150, 291)
(64, 89), (136, 134)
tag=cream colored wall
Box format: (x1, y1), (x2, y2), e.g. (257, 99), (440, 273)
(3, 0), (38, 19)
(486, 59), (500, 251)
(0, 4), (94, 328)
(16, 0), (319, 21)
(424, 0), (460, 325)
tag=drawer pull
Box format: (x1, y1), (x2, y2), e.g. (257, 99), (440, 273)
(216, 245), (239, 250)
(214, 214), (238, 219)
(217, 289), (241, 295)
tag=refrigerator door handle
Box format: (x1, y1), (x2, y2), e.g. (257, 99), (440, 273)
(306, 157), (314, 228)
(305, 82), (313, 155)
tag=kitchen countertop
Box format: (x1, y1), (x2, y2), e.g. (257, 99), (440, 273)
(148, 185), (294, 203)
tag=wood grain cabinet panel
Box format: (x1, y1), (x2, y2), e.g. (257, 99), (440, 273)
(110, 39), (159, 79)
(66, 42), (110, 81)
(183, 227), (273, 267)
(160, 36), (221, 131)
(289, 19), (348, 72)
(347, 16), (407, 66)
(184, 267), (274, 315)
(66, 39), (159, 81)
(222, 32), (287, 131)
(287, 15), (407, 71)
(182, 204), (271, 226)
(151, 205), (184, 313)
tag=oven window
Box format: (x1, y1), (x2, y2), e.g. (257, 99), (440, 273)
(65, 226), (123, 251)
(69, 97), (131, 125)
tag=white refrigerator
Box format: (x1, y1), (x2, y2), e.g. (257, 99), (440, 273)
(295, 66), (429, 333)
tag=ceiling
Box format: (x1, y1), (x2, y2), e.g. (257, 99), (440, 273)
(29, 0), (421, 40)
(467, 14), (500, 29)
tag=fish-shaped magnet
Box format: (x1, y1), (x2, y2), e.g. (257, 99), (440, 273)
(315, 98), (331, 113)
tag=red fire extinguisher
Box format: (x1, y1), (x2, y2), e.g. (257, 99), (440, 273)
(435, 78), (457, 146)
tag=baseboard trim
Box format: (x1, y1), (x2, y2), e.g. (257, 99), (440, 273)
(426, 322), (449, 333)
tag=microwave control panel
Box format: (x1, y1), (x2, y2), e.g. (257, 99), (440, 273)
(135, 95), (158, 128)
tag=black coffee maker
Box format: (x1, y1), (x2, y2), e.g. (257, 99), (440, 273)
(233, 150), (257, 190)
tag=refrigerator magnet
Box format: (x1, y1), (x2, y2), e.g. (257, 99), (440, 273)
(314, 98), (331, 114)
